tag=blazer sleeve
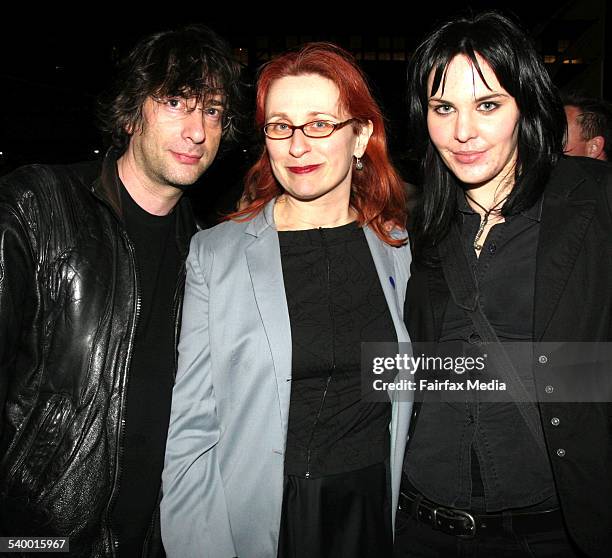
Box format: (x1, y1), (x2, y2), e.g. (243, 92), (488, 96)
(161, 235), (237, 558)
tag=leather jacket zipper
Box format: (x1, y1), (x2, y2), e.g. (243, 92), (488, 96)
(104, 231), (142, 556)
(172, 266), (186, 377)
(88, 168), (193, 555)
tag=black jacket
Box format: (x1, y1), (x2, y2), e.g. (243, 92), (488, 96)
(0, 152), (196, 557)
(405, 156), (612, 558)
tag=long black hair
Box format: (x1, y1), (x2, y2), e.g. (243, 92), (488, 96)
(98, 24), (243, 152)
(407, 11), (565, 256)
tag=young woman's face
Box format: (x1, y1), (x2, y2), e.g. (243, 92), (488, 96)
(264, 73), (371, 203)
(426, 54), (520, 192)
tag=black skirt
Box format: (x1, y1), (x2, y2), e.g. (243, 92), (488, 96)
(277, 462), (392, 558)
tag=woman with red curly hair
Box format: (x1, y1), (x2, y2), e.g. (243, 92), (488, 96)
(161, 43), (413, 558)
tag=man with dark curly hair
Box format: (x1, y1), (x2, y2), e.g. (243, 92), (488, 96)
(0, 25), (241, 557)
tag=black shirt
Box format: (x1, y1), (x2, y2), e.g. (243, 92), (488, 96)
(279, 222), (395, 478)
(404, 194), (559, 512)
(110, 185), (181, 556)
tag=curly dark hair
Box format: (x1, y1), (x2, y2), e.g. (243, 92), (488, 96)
(98, 24), (243, 152)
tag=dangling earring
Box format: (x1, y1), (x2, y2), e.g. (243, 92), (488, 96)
(355, 157), (364, 171)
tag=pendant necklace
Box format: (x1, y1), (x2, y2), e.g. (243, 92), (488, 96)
(464, 192), (509, 251)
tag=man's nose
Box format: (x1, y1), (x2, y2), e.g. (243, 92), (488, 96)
(182, 111), (206, 143)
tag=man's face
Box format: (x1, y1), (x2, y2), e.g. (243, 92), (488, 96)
(127, 95), (225, 190)
(564, 105), (590, 157)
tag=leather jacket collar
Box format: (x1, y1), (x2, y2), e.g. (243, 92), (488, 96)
(91, 149), (195, 257)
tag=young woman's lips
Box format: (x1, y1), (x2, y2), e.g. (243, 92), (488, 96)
(172, 151), (202, 164)
(452, 150), (486, 164)
(287, 164), (322, 174)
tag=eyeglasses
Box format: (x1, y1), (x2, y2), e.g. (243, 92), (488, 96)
(263, 118), (358, 140)
(152, 96), (232, 129)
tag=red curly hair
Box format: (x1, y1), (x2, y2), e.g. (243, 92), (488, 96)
(229, 42), (407, 246)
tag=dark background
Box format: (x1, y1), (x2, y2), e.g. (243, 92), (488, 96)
(1, 2), (608, 221)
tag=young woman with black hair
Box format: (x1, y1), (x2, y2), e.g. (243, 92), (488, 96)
(396, 11), (612, 558)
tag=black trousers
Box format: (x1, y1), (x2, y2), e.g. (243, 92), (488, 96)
(392, 505), (585, 558)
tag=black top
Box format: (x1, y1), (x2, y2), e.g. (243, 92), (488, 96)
(404, 194), (559, 512)
(279, 222), (395, 478)
(111, 185), (182, 556)
(401, 157), (612, 555)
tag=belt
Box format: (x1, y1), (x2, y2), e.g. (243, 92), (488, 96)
(398, 490), (563, 539)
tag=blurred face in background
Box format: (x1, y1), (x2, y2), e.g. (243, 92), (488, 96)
(563, 105), (606, 160)
(563, 105), (590, 157)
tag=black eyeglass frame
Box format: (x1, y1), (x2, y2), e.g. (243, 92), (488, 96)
(263, 118), (359, 139)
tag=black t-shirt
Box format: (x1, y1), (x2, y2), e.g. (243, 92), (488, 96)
(110, 185), (182, 556)
(278, 222), (395, 478)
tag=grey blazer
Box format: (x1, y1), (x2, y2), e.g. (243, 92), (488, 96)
(161, 200), (413, 558)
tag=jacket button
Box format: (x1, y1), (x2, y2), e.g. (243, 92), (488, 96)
(545, 385), (554, 394)
(556, 448), (566, 457)
(468, 332), (481, 344)
(539, 355), (548, 364)
(551, 417), (560, 426)
(488, 242), (497, 254)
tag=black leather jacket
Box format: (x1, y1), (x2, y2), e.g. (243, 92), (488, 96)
(0, 151), (196, 557)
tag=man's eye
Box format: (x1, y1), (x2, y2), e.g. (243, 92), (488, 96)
(204, 107), (222, 119)
(165, 98), (185, 110)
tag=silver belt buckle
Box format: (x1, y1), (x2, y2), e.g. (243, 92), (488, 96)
(433, 506), (477, 538)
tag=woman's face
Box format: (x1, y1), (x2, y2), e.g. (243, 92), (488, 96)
(264, 73), (371, 203)
(426, 54), (520, 192)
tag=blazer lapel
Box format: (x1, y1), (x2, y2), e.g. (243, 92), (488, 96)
(364, 227), (409, 343)
(245, 201), (292, 434)
(364, 227), (414, 529)
(535, 161), (597, 340)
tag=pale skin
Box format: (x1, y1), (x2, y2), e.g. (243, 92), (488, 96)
(117, 96), (224, 216)
(427, 54), (521, 251)
(264, 73), (373, 231)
